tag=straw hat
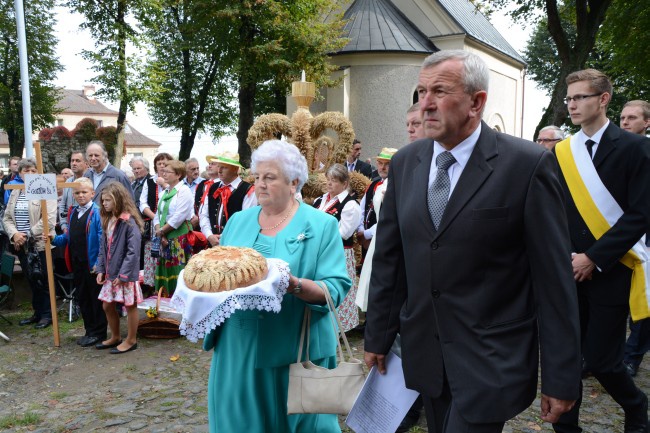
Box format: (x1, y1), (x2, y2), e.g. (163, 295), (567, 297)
(215, 151), (243, 168)
(376, 147), (398, 161)
(205, 155), (219, 164)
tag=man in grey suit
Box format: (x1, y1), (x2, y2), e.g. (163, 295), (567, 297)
(364, 50), (581, 432)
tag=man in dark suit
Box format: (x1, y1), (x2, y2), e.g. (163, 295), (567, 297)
(364, 50), (581, 432)
(346, 139), (373, 178)
(553, 71), (650, 433)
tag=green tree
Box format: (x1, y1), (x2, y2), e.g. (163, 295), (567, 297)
(597, 0), (649, 101)
(523, 0), (649, 135)
(484, 0), (613, 136)
(65, 0), (148, 166)
(141, 0), (347, 164)
(0, 0), (62, 157)
(220, 0), (347, 166)
(140, 0), (237, 162)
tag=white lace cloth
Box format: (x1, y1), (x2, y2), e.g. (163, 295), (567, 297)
(171, 258), (290, 342)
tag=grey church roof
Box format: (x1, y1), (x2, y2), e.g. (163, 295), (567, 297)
(56, 89), (118, 115)
(337, 0), (437, 54)
(436, 0), (524, 64)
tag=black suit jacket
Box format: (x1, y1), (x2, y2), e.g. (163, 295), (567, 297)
(557, 123), (650, 305)
(365, 122), (581, 423)
(351, 159), (372, 178)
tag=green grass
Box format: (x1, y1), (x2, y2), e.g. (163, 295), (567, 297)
(123, 363), (137, 372)
(0, 412), (42, 429)
(50, 391), (69, 400)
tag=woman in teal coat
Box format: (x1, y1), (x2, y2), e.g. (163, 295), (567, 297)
(203, 140), (352, 433)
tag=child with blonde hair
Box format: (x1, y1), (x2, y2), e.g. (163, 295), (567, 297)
(52, 177), (106, 347)
(95, 182), (144, 354)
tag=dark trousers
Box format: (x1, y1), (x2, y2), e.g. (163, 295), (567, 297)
(73, 260), (107, 338)
(554, 291), (647, 432)
(17, 249), (51, 320)
(423, 374), (505, 433)
(625, 317), (650, 368)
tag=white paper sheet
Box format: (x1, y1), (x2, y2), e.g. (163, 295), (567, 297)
(345, 352), (420, 433)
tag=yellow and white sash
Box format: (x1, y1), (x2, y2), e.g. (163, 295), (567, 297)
(556, 136), (650, 320)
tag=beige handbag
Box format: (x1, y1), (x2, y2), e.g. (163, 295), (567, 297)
(287, 281), (366, 415)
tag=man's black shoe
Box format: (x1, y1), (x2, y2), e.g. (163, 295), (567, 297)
(80, 336), (101, 347)
(34, 319), (52, 329)
(19, 316), (38, 326)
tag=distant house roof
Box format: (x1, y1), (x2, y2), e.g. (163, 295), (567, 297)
(435, 0), (524, 64)
(336, 0), (437, 54)
(56, 89), (119, 116)
(124, 124), (161, 148)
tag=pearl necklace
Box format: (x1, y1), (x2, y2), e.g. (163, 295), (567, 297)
(260, 201), (295, 231)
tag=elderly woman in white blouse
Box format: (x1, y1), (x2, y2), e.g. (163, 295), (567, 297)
(153, 159), (194, 296)
(313, 163), (361, 332)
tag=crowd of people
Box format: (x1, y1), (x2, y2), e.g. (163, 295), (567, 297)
(1, 48), (648, 433)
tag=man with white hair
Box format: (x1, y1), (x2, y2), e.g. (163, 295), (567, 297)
(84, 141), (133, 203)
(130, 156), (151, 205)
(364, 50), (580, 432)
(536, 125), (565, 150)
(184, 157), (204, 194)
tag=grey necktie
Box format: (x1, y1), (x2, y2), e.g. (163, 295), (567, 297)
(427, 151), (457, 230)
(585, 139), (595, 159)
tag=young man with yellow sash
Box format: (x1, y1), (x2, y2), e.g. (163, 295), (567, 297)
(553, 69), (650, 433)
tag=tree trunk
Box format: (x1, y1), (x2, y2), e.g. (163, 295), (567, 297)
(175, 5), (196, 162)
(237, 78), (256, 168)
(7, 72), (24, 157)
(179, 132), (195, 162)
(535, 0), (613, 136)
(236, 16), (256, 168)
(112, 0), (128, 168)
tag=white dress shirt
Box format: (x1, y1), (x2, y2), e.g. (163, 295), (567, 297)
(76, 203), (92, 218)
(153, 182), (194, 229)
(356, 179), (387, 240)
(428, 123), (482, 197)
(139, 175), (165, 213)
(317, 190), (361, 240)
(199, 177), (258, 238)
(576, 120), (610, 160)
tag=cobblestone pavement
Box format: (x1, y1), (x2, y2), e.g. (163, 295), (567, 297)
(0, 306), (647, 432)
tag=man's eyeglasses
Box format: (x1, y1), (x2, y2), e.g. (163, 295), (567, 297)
(564, 93), (602, 104)
(536, 138), (561, 144)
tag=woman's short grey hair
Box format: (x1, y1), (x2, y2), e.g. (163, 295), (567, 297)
(422, 50), (489, 95)
(130, 156), (150, 171)
(326, 163), (349, 185)
(251, 140), (308, 191)
(18, 157), (37, 173)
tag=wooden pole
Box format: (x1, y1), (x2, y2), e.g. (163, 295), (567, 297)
(34, 142), (60, 347)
